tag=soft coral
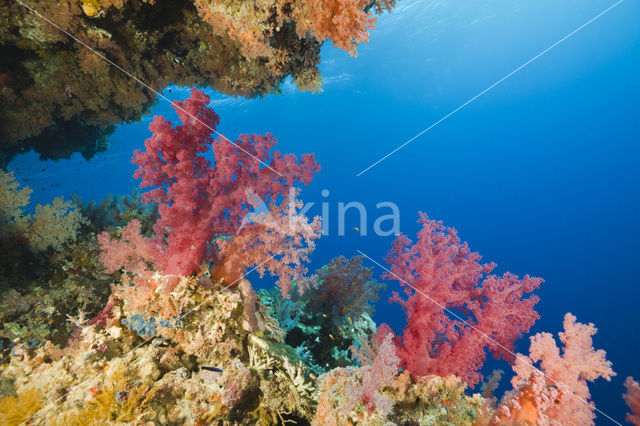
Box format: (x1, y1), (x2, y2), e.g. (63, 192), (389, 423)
(383, 213), (543, 385)
(494, 313), (615, 425)
(131, 88), (320, 281)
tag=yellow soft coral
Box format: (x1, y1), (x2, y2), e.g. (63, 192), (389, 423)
(0, 169), (87, 251)
(0, 169), (31, 232)
(0, 387), (44, 426)
(28, 197), (87, 251)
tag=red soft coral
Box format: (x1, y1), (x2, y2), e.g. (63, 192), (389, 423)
(131, 89), (320, 280)
(383, 213), (543, 385)
(493, 313), (615, 425)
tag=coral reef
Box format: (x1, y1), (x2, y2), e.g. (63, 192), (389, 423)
(0, 274), (318, 424)
(383, 213), (543, 385)
(0, 185), (158, 362)
(0, 0), (394, 166)
(1, 200), (626, 425)
(2, 86), (633, 425)
(314, 368), (492, 425)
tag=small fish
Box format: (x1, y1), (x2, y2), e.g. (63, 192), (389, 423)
(347, 316), (353, 323)
(353, 227), (360, 233)
(321, 313), (327, 318)
(201, 366), (223, 373)
(328, 333), (334, 340)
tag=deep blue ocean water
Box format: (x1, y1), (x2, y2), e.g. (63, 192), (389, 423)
(9, 0), (640, 422)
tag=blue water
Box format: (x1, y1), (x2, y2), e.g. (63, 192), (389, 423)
(9, 0), (640, 422)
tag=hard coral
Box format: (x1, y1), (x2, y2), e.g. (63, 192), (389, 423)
(0, 273), (318, 424)
(383, 213), (543, 385)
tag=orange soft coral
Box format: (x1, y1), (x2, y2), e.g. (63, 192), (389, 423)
(625, 377), (640, 426)
(294, 0), (376, 56)
(493, 313), (615, 425)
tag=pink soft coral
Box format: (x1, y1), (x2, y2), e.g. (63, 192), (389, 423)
(211, 193), (321, 295)
(494, 313), (615, 425)
(383, 213), (543, 385)
(131, 89), (320, 281)
(97, 219), (154, 275)
(315, 326), (400, 423)
(357, 326), (400, 413)
(624, 377), (640, 426)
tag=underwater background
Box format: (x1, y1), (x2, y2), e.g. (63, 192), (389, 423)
(3, 0), (640, 423)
